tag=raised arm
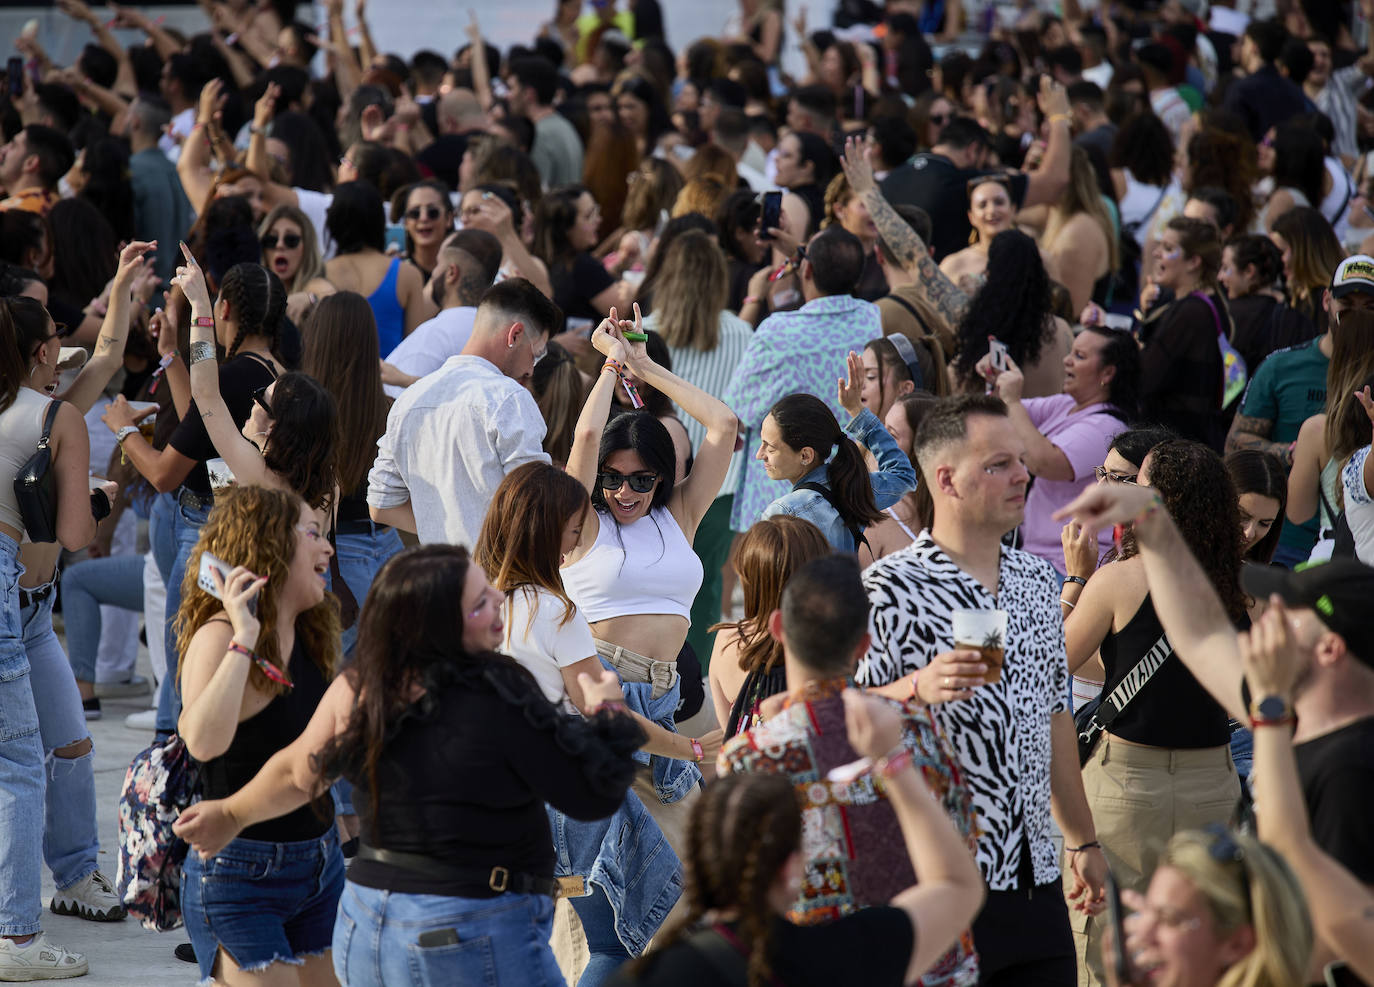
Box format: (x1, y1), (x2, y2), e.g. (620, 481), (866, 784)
(354, 0), (378, 72)
(56, 0), (137, 96)
(1021, 79), (1073, 208)
(980, 353), (1074, 481)
(177, 570), (268, 761)
(108, 2), (182, 60)
(839, 351), (916, 508)
(178, 79), (230, 215)
(465, 11), (494, 112)
(567, 316), (624, 497)
(322, 0), (361, 103)
(245, 84), (300, 213)
(61, 241), (157, 412)
(1054, 484), (1247, 720)
(841, 137), (972, 329)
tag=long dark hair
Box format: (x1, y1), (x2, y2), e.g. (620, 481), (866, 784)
(1083, 326), (1141, 423)
(1271, 117), (1326, 209)
(79, 137), (134, 242)
(952, 229), (1054, 388)
(260, 371), (339, 513)
(1225, 449), (1287, 564)
(532, 185), (587, 269)
(768, 394), (884, 528)
(594, 411), (677, 519)
(326, 180), (387, 255)
(302, 292), (388, 493)
(0, 295), (53, 413)
(218, 262), (287, 360)
(47, 197), (117, 312)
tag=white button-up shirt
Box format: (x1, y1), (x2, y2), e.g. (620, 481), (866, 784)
(367, 355), (550, 547)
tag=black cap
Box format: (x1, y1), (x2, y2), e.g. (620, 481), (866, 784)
(1241, 559), (1374, 668)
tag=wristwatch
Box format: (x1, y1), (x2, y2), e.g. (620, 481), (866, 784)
(1249, 694), (1294, 729)
(114, 425), (139, 446)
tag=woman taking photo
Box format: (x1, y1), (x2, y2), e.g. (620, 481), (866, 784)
(858, 393), (938, 566)
(938, 176), (1016, 293)
(175, 486), (342, 985)
(977, 325), (1139, 575)
(604, 159), (684, 278)
(708, 516), (830, 736)
(756, 353), (916, 553)
(174, 545), (644, 987)
(534, 186), (634, 333)
(302, 292), (402, 655)
(259, 204), (336, 328)
(1269, 206), (1343, 334)
(389, 178), (454, 281)
(1063, 440), (1245, 984)
(324, 181), (430, 356)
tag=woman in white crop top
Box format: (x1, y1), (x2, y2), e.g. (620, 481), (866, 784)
(562, 306), (738, 726)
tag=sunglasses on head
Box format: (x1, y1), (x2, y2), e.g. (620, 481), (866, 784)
(261, 232), (301, 250)
(406, 205), (445, 222)
(598, 472), (657, 493)
(251, 384), (273, 417)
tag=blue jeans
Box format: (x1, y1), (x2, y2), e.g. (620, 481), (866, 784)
(570, 883), (631, 986)
(60, 554), (145, 682)
(333, 882), (564, 987)
(148, 492), (177, 586)
(0, 533), (45, 936)
(157, 494), (209, 735)
(182, 830), (343, 983)
(21, 578), (98, 891)
(1229, 726), (1254, 782)
(333, 524), (403, 658)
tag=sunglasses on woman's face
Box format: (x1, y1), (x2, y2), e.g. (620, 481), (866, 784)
(406, 205), (445, 222)
(261, 232), (301, 250)
(252, 384), (274, 418)
(598, 472), (657, 493)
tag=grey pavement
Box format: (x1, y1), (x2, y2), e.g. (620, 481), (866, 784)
(40, 621), (192, 986)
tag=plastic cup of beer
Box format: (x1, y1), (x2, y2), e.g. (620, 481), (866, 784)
(951, 609), (1008, 685)
(206, 457), (235, 492)
(127, 400), (158, 440)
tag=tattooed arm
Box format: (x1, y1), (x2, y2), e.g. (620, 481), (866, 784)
(1225, 414), (1293, 465)
(840, 137), (972, 329)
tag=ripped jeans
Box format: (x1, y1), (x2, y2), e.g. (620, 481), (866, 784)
(21, 574), (99, 892)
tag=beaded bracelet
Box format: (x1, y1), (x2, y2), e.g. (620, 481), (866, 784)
(602, 358), (645, 409)
(227, 641), (294, 688)
(1131, 493), (1164, 528)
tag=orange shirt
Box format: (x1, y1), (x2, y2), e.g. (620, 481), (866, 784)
(0, 186), (58, 216)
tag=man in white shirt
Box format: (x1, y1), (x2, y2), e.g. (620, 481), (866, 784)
(711, 107), (771, 192)
(368, 278), (559, 547)
(383, 229), (502, 397)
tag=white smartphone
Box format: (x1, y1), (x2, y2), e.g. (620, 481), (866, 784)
(197, 551), (232, 600)
(988, 337), (1010, 371)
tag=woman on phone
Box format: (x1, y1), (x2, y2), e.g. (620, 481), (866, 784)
(174, 545), (644, 987)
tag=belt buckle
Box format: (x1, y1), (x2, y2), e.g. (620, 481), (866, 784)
(489, 866), (509, 893)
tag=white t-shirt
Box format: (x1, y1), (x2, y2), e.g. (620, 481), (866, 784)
(295, 188), (336, 259)
(382, 306), (477, 398)
(502, 586), (597, 707)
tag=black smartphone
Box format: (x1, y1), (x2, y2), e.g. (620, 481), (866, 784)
(7, 58), (23, 100)
(758, 190), (782, 240)
(416, 928), (460, 948)
(1106, 871), (1133, 986)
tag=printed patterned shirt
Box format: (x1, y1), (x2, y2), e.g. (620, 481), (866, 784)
(720, 676), (979, 987)
(856, 533), (1070, 891)
(721, 294), (882, 533)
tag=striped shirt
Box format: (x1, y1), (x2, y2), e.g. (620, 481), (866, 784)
(1313, 66), (1368, 163)
(645, 309), (752, 499)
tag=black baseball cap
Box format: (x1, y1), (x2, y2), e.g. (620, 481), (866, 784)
(1242, 559), (1374, 667)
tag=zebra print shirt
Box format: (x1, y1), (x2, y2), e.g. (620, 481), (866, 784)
(856, 532), (1070, 891)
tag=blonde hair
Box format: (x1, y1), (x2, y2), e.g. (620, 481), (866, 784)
(672, 177), (729, 219)
(821, 171), (852, 229)
(649, 230), (727, 351)
(1162, 830), (1312, 987)
(1048, 146), (1119, 272)
(257, 204), (326, 294)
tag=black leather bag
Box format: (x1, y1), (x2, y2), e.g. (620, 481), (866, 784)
(13, 399), (61, 543)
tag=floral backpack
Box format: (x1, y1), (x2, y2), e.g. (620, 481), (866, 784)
(115, 734), (201, 931)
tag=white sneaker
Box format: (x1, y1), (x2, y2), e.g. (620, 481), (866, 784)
(50, 871), (125, 923)
(0, 933), (88, 980)
(123, 709), (157, 730)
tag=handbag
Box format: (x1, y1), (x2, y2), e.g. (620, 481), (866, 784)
(13, 399), (62, 543)
(1076, 631), (1174, 766)
(115, 734), (201, 930)
(1191, 292), (1247, 410)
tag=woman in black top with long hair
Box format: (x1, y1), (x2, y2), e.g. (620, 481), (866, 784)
(174, 545), (644, 987)
(534, 185), (633, 331)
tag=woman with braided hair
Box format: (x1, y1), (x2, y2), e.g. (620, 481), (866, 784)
(610, 691), (985, 987)
(104, 255), (287, 738)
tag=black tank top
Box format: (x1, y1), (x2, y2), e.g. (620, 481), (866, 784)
(1098, 594), (1230, 749)
(200, 635), (334, 842)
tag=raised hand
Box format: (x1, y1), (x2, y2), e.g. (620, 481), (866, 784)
(214, 564), (267, 645)
(1036, 75), (1069, 120)
(113, 240), (157, 289)
(197, 77), (227, 128)
(1060, 521), (1100, 581)
(171, 242), (213, 313)
(1239, 598), (1304, 702)
(1355, 385), (1374, 430)
(838, 349), (864, 419)
(253, 82), (280, 133)
(840, 134), (877, 195)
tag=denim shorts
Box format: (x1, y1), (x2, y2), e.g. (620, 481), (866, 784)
(181, 829), (344, 983)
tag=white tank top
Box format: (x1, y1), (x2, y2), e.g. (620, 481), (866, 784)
(1321, 156), (1354, 246)
(561, 506), (704, 623)
(0, 388), (54, 534)
(1119, 169), (1168, 245)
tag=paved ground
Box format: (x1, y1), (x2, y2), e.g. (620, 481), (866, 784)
(39, 628), (192, 986)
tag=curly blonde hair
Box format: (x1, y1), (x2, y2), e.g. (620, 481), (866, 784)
(175, 486), (340, 697)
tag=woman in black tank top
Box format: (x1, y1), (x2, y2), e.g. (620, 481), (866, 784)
(1063, 440), (1246, 981)
(174, 486), (343, 985)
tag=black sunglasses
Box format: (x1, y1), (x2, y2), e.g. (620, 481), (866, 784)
(251, 384), (273, 417)
(406, 205), (445, 222)
(929, 112), (949, 126)
(261, 232), (302, 250)
(598, 472), (657, 493)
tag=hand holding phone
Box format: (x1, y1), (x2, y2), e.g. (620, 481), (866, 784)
(198, 552), (265, 629)
(758, 190), (782, 241)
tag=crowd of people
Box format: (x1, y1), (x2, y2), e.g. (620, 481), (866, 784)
(2, 0), (1374, 984)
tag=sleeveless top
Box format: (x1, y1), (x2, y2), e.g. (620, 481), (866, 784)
(884, 505), (918, 541)
(1258, 186), (1310, 233)
(1119, 169), (1168, 244)
(1099, 594), (1231, 749)
(367, 256), (405, 356)
(0, 388), (53, 533)
(561, 506), (703, 623)
(199, 636), (333, 842)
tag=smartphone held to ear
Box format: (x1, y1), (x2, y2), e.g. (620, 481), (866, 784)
(198, 551), (257, 616)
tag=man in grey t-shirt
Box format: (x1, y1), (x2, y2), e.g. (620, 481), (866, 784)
(508, 56), (582, 189)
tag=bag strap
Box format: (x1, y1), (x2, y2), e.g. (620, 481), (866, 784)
(885, 292), (932, 337)
(38, 398), (60, 450)
(1089, 630), (1174, 734)
(793, 480), (871, 552)
(1316, 473), (1338, 532)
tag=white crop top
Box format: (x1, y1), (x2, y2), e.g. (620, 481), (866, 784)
(0, 389), (54, 534)
(561, 506), (704, 622)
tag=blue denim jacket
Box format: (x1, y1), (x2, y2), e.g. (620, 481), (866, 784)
(761, 407), (917, 551)
(544, 656), (692, 955)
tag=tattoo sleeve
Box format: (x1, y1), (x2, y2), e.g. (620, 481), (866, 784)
(860, 187), (970, 328)
(1225, 414), (1291, 465)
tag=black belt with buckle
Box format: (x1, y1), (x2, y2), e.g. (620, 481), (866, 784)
(178, 487), (213, 513)
(335, 518), (390, 536)
(356, 845), (559, 898)
(18, 582), (55, 610)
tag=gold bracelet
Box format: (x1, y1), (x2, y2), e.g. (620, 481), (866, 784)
(1049, 113), (1072, 125)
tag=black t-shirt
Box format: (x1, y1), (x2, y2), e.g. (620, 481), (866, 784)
(607, 908), (914, 987)
(415, 133), (469, 192)
(879, 154), (1029, 262)
(1228, 294), (1318, 378)
(551, 252), (617, 330)
(1138, 292), (1227, 453)
(1294, 715), (1374, 884)
(167, 352), (278, 496)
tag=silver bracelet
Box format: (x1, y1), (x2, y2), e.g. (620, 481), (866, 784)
(188, 340), (217, 364)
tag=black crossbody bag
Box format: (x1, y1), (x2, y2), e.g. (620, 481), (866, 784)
(1076, 632), (1173, 766)
(13, 399), (62, 543)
